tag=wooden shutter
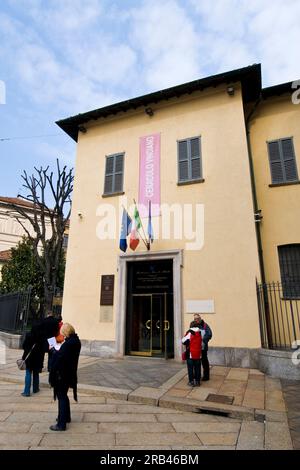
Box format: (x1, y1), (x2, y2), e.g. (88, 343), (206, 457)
(104, 156), (114, 194)
(190, 137), (201, 180)
(178, 140), (189, 182)
(268, 141), (284, 184)
(104, 153), (124, 194)
(281, 138), (298, 182)
(268, 138), (298, 184)
(178, 137), (202, 182)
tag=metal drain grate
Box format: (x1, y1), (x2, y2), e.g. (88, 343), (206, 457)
(205, 393), (234, 405)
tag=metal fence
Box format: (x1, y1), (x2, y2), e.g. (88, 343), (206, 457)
(257, 281), (300, 350)
(0, 289), (31, 334)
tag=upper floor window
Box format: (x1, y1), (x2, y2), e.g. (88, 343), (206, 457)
(278, 244), (300, 298)
(103, 153), (124, 195)
(267, 137), (298, 185)
(178, 136), (202, 183)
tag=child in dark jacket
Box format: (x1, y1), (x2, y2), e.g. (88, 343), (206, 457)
(182, 320), (202, 387)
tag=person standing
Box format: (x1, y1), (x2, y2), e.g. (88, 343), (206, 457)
(49, 323), (81, 431)
(194, 313), (212, 381)
(182, 320), (202, 387)
(21, 325), (45, 397)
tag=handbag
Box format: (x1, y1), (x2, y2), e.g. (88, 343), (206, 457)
(181, 350), (187, 361)
(16, 344), (36, 370)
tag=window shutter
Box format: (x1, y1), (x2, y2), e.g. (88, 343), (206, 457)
(178, 137), (202, 182)
(268, 141), (284, 184)
(104, 153), (124, 194)
(281, 138), (298, 182)
(190, 137), (201, 179)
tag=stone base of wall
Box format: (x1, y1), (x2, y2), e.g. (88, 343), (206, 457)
(208, 347), (259, 368)
(258, 348), (300, 380)
(0, 330), (23, 349)
(80, 340), (116, 358)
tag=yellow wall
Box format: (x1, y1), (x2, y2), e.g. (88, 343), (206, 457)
(250, 95), (300, 281)
(63, 83), (261, 349)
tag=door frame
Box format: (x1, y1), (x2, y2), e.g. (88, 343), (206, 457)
(116, 250), (183, 360)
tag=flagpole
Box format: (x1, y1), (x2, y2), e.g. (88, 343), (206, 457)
(133, 199), (150, 250)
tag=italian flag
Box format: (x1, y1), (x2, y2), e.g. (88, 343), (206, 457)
(130, 205), (142, 251)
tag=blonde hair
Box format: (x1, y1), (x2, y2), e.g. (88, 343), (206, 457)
(60, 323), (75, 338)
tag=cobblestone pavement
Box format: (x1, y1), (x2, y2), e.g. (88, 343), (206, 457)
(77, 357), (184, 390)
(0, 349), (296, 450)
(281, 379), (300, 450)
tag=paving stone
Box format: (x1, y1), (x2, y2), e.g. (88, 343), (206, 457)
(128, 387), (165, 406)
(0, 433), (43, 447)
(211, 366), (230, 376)
(173, 445), (235, 450)
(98, 422), (174, 433)
(116, 432), (201, 447)
(83, 413), (157, 422)
(265, 377), (282, 392)
(249, 369), (264, 376)
(156, 413), (221, 423)
(236, 421), (264, 450)
(242, 390), (265, 409)
(68, 404), (117, 413)
(164, 388), (190, 398)
(172, 422), (241, 434)
(6, 412), (83, 423)
(40, 432), (115, 447)
(30, 422), (98, 433)
(116, 404), (175, 414)
(255, 409), (288, 422)
(197, 432), (238, 446)
(265, 391), (286, 412)
(0, 423), (31, 432)
(226, 369), (249, 381)
(0, 412), (11, 421)
(265, 421), (293, 449)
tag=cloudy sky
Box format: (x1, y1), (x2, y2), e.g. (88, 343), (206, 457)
(0, 0), (299, 197)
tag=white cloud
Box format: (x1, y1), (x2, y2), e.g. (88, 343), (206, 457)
(189, 0), (300, 85)
(129, 0), (202, 90)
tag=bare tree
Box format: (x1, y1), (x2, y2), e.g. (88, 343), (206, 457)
(9, 159), (73, 314)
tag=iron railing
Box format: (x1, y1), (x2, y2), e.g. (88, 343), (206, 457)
(257, 281), (300, 350)
(0, 289), (31, 334)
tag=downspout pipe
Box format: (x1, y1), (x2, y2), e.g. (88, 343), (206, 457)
(245, 95), (267, 286)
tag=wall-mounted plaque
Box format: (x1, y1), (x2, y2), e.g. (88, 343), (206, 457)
(100, 275), (114, 306)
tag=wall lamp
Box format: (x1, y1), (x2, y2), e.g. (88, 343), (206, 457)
(145, 107), (154, 117)
(227, 85), (235, 96)
(78, 125), (87, 133)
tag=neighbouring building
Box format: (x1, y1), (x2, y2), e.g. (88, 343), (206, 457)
(56, 64), (300, 371)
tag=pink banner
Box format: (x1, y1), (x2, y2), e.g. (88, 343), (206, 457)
(138, 133), (160, 217)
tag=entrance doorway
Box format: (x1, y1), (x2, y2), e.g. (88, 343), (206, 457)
(125, 259), (174, 358)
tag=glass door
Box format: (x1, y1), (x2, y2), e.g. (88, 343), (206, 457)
(129, 293), (167, 357)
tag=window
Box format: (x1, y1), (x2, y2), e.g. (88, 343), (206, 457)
(178, 136), (202, 183)
(278, 244), (300, 298)
(267, 138), (298, 184)
(103, 153), (124, 195)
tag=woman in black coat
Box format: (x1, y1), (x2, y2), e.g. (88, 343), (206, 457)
(49, 323), (81, 431)
(21, 325), (45, 396)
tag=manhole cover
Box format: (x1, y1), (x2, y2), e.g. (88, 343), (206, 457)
(206, 394), (234, 405)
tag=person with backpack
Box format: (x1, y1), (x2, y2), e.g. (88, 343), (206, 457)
(194, 313), (212, 381)
(182, 320), (202, 387)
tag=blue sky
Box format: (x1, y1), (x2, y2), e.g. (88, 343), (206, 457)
(0, 0), (300, 198)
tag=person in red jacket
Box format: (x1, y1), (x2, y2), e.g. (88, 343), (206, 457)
(182, 320), (202, 387)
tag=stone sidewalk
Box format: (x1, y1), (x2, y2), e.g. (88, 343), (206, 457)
(0, 348), (296, 450)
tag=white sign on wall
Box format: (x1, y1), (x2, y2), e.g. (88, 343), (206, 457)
(186, 300), (215, 314)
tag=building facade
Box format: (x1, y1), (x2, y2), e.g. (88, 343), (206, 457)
(57, 64), (300, 364)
